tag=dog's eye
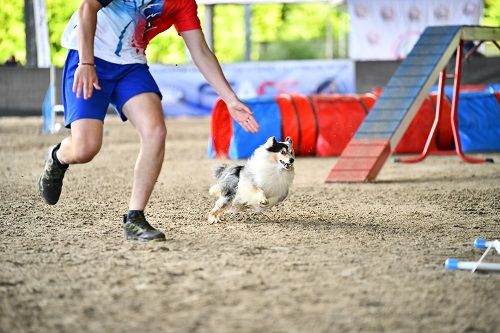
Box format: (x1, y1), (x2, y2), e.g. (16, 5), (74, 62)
(281, 149), (287, 155)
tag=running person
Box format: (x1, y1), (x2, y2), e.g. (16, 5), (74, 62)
(38, 0), (259, 241)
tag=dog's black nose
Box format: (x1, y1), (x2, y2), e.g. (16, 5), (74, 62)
(290, 158), (294, 164)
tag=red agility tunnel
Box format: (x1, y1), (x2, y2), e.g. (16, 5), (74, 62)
(394, 97), (438, 154)
(274, 94), (319, 156)
(210, 99), (232, 158)
(311, 94), (373, 157)
(275, 95), (300, 153)
(211, 95), (319, 158)
(210, 90), (481, 159)
(495, 92), (500, 104)
(290, 94), (318, 156)
(360, 93), (377, 111)
(431, 92), (454, 151)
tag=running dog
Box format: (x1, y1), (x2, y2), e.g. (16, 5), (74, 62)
(208, 136), (295, 224)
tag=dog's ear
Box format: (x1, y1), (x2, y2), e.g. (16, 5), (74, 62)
(265, 136), (277, 148)
(285, 136), (293, 145)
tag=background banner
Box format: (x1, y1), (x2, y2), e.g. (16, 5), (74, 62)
(348, 0), (483, 60)
(150, 59), (355, 117)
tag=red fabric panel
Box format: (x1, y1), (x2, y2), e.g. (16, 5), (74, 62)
(431, 93), (454, 151)
(290, 94), (317, 156)
(360, 93), (377, 111)
(275, 94), (300, 154)
(311, 95), (367, 157)
(460, 84), (486, 92)
(371, 87), (384, 98)
(494, 92), (500, 105)
(394, 97), (437, 154)
(210, 98), (232, 158)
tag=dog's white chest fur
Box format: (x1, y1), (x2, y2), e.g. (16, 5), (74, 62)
(245, 158), (294, 207)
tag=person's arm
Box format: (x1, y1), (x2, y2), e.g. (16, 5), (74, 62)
(73, 0), (102, 100)
(181, 29), (259, 133)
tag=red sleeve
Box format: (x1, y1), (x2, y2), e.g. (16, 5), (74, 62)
(174, 0), (202, 33)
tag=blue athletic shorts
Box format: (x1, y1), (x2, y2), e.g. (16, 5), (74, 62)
(62, 49), (162, 128)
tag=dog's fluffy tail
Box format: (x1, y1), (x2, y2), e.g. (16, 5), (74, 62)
(210, 164), (243, 197)
(214, 164), (229, 179)
(209, 164), (228, 197)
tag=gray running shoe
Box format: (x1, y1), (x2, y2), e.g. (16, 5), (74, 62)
(38, 143), (68, 205)
(123, 212), (166, 242)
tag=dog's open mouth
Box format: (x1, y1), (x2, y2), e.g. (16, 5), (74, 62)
(280, 160), (293, 169)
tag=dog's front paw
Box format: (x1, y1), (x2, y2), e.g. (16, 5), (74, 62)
(254, 191), (269, 208)
(259, 197), (269, 207)
(208, 213), (219, 224)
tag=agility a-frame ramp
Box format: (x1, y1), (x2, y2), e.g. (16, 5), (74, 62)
(326, 25), (500, 183)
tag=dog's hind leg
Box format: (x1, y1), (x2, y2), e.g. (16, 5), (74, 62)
(208, 183), (221, 197)
(208, 196), (232, 224)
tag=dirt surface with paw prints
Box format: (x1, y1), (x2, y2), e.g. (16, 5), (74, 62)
(1, 116), (499, 333)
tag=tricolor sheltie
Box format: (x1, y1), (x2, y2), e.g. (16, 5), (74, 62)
(208, 136), (295, 224)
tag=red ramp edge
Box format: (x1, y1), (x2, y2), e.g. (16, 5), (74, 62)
(325, 139), (391, 182)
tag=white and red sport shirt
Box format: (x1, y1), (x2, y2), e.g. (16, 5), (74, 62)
(61, 0), (201, 64)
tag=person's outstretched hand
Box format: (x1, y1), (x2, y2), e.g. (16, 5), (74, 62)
(73, 65), (101, 100)
(226, 99), (259, 133)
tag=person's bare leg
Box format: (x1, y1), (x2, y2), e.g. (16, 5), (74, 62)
(39, 118), (103, 205)
(57, 119), (103, 165)
(121, 92), (166, 211)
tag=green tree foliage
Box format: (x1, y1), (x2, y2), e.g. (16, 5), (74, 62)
(213, 5), (246, 61)
(46, 0), (80, 65)
(0, 1), (26, 64)
(482, 0), (500, 26)
(481, 0), (500, 56)
(252, 3), (348, 60)
(144, 29), (187, 64)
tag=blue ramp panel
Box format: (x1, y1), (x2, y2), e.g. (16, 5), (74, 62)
(355, 25), (462, 145)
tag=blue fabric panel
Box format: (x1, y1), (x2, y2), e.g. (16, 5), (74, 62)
(430, 84), (493, 97)
(458, 92), (500, 153)
(229, 97), (282, 159)
(207, 138), (216, 158)
(488, 83), (500, 92)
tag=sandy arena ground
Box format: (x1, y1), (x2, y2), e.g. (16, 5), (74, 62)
(0, 115), (499, 333)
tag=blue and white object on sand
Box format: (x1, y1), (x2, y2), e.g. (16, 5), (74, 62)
(444, 258), (500, 272)
(444, 239), (500, 273)
(473, 238), (499, 250)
